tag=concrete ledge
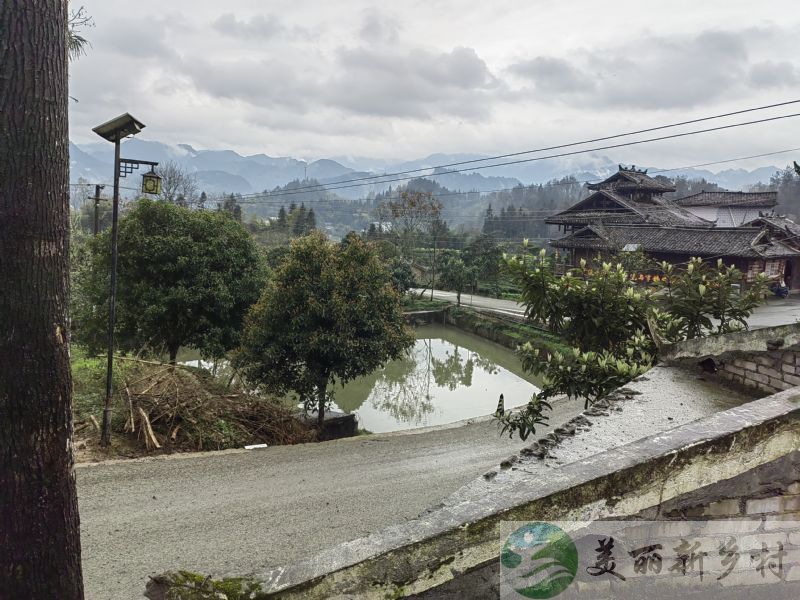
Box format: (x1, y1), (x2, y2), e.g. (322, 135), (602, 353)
(661, 323), (800, 362)
(148, 389), (800, 599)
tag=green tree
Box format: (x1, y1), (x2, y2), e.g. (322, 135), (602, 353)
(277, 206), (288, 229)
(236, 231), (414, 426)
(75, 199), (265, 363)
(438, 254), (474, 306)
(464, 234), (503, 296)
(219, 193), (242, 222)
(498, 248), (768, 440)
(427, 216), (449, 300)
(293, 203), (308, 236)
(658, 258), (768, 338)
(388, 256), (415, 294)
(306, 207), (317, 232)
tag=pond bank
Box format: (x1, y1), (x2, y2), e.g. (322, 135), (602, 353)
(405, 306), (569, 355)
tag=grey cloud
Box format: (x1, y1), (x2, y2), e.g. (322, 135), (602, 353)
(509, 29), (754, 110)
(508, 56), (593, 94)
(181, 57), (316, 111)
(749, 60), (800, 87)
(94, 18), (177, 60)
(212, 13), (306, 40)
(325, 46), (497, 119)
(178, 44), (499, 122)
(359, 9), (401, 43)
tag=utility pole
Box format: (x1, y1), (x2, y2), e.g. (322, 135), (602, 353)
(92, 183), (105, 235)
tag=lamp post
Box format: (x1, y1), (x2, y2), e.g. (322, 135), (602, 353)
(92, 113), (161, 447)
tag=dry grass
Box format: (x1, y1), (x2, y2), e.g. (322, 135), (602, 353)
(72, 351), (314, 458)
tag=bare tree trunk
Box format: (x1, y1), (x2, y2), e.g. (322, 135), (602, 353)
(168, 344), (179, 366)
(317, 378), (327, 428)
(0, 1), (84, 598)
(430, 242), (436, 301)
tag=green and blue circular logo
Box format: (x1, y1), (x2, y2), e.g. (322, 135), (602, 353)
(501, 523), (578, 599)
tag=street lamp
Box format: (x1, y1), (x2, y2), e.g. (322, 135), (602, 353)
(92, 113), (160, 447)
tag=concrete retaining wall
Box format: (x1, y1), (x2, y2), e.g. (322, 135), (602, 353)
(662, 323), (800, 397)
(413, 450), (800, 599)
(146, 390), (800, 599)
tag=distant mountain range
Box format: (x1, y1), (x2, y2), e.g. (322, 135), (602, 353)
(70, 139), (784, 201)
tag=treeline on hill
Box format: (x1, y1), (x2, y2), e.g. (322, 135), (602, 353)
(72, 163), (800, 246)
(749, 165), (800, 216)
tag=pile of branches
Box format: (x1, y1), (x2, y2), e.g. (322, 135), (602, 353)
(117, 358), (315, 452)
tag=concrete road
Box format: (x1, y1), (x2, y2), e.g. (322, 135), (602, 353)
(77, 398), (584, 599)
(420, 289), (800, 329)
(413, 289), (526, 318)
(748, 297), (800, 329)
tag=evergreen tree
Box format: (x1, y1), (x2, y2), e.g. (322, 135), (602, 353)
(219, 193), (243, 222)
(277, 206), (287, 229)
(306, 208), (317, 232)
(293, 203), (308, 236)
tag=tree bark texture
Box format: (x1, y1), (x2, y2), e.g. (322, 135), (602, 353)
(317, 377), (328, 427)
(0, 1), (84, 598)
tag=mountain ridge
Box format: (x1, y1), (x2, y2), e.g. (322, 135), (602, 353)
(70, 139), (784, 199)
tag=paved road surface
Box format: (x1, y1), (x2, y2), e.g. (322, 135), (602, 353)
(78, 399), (584, 599)
(420, 289), (800, 329)
(413, 289), (526, 318)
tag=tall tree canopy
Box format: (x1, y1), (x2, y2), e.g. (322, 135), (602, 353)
(236, 231), (414, 425)
(75, 199), (265, 362)
(1, 1), (85, 596)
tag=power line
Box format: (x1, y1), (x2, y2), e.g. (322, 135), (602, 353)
(232, 99), (800, 195)
(235, 147), (800, 206)
(229, 113), (800, 200)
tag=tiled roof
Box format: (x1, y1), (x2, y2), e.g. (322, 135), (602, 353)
(673, 191), (777, 208)
(746, 216), (800, 239)
(551, 225), (800, 259)
(545, 190), (709, 227)
(587, 166), (676, 193)
(746, 215), (800, 233)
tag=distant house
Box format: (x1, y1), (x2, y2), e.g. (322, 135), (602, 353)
(742, 215), (800, 290)
(546, 166), (708, 233)
(551, 224), (799, 284)
(673, 191), (777, 227)
(547, 166), (800, 287)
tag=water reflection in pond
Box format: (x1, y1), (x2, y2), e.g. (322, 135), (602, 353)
(331, 325), (542, 433)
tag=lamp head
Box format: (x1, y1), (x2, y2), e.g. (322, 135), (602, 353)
(92, 113), (145, 142)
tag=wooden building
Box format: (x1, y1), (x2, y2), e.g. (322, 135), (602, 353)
(546, 166), (800, 285)
(551, 224), (800, 284)
(743, 215), (800, 290)
(673, 190), (777, 227)
(546, 166), (708, 234)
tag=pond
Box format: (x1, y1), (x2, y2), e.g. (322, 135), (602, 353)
(330, 325), (542, 433)
(178, 325), (543, 434)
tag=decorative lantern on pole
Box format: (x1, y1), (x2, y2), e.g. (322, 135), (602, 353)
(141, 167), (162, 196)
(92, 113), (159, 447)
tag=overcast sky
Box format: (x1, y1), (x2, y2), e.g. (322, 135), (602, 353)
(69, 1), (800, 169)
